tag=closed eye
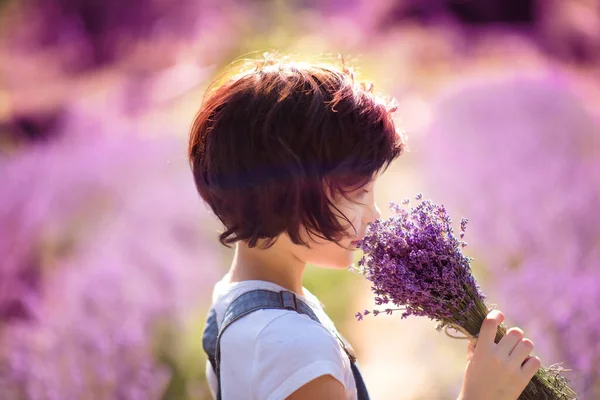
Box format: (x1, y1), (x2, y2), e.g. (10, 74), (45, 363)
(356, 189), (369, 200)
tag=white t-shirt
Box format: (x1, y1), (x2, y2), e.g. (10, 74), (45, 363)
(206, 277), (358, 400)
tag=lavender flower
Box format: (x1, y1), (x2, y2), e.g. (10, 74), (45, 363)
(356, 197), (488, 332)
(422, 75), (600, 397)
(0, 110), (221, 398)
(4, 0), (216, 69)
(355, 196), (577, 400)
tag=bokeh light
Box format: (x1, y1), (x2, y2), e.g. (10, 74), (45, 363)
(1, 0), (599, 398)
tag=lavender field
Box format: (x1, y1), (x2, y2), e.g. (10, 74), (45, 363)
(1, 0), (599, 399)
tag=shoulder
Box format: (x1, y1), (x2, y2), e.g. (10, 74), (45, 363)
(221, 309), (351, 400)
(221, 308), (343, 361)
(254, 310), (342, 356)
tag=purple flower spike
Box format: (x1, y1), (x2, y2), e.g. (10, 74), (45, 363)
(353, 194), (578, 400)
(357, 197), (486, 328)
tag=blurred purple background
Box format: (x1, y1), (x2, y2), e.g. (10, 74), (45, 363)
(1, 0), (599, 399)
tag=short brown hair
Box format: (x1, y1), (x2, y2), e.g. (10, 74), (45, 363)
(188, 54), (404, 248)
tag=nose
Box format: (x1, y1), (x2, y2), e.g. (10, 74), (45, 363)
(365, 202), (381, 224)
(373, 203), (381, 220)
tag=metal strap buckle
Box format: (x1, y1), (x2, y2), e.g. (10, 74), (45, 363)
(279, 290), (298, 310)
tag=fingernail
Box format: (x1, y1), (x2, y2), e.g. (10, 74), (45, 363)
(487, 310), (504, 322)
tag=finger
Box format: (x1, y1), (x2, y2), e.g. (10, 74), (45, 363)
(521, 355), (542, 379)
(467, 338), (477, 351)
(478, 310), (504, 347)
(497, 327), (525, 357)
(466, 339), (477, 361)
(509, 338), (534, 369)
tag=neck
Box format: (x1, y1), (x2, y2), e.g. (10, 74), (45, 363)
(227, 237), (306, 295)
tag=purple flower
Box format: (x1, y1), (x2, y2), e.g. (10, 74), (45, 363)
(422, 75), (600, 397)
(5, 0), (221, 69)
(357, 198), (487, 329)
(355, 196), (578, 399)
(0, 112), (221, 398)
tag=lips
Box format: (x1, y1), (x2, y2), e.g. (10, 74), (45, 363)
(350, 235), (365, 248)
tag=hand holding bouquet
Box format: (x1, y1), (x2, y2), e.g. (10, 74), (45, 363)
(354, 195), (578, 400)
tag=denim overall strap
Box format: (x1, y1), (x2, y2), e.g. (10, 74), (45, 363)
(202, 308), (219, 375)
(203, 289), (370, 399)
(336, 331), (370, 400)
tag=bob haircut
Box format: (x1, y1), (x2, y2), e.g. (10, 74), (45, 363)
(189, 53), (405, 248)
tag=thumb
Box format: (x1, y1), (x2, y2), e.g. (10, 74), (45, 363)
(466, 338), (477, 361)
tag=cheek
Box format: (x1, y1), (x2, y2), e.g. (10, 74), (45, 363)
(338, 205), (363, 236)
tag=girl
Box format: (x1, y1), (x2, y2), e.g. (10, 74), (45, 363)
(188, 54), (541, 400)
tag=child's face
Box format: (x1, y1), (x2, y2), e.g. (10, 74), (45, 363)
(293, 177), (381, 269)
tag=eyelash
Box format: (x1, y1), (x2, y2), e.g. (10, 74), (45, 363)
(357, 189), (369, 200)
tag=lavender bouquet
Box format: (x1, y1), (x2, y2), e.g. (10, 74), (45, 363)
(354, 195), (578, 400)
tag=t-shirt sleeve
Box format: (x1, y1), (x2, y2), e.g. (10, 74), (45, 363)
(205, 359), (217, 399)
(252, 312), (348, 400)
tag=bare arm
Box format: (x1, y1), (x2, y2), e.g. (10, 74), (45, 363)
(286, 375), (346, 400)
